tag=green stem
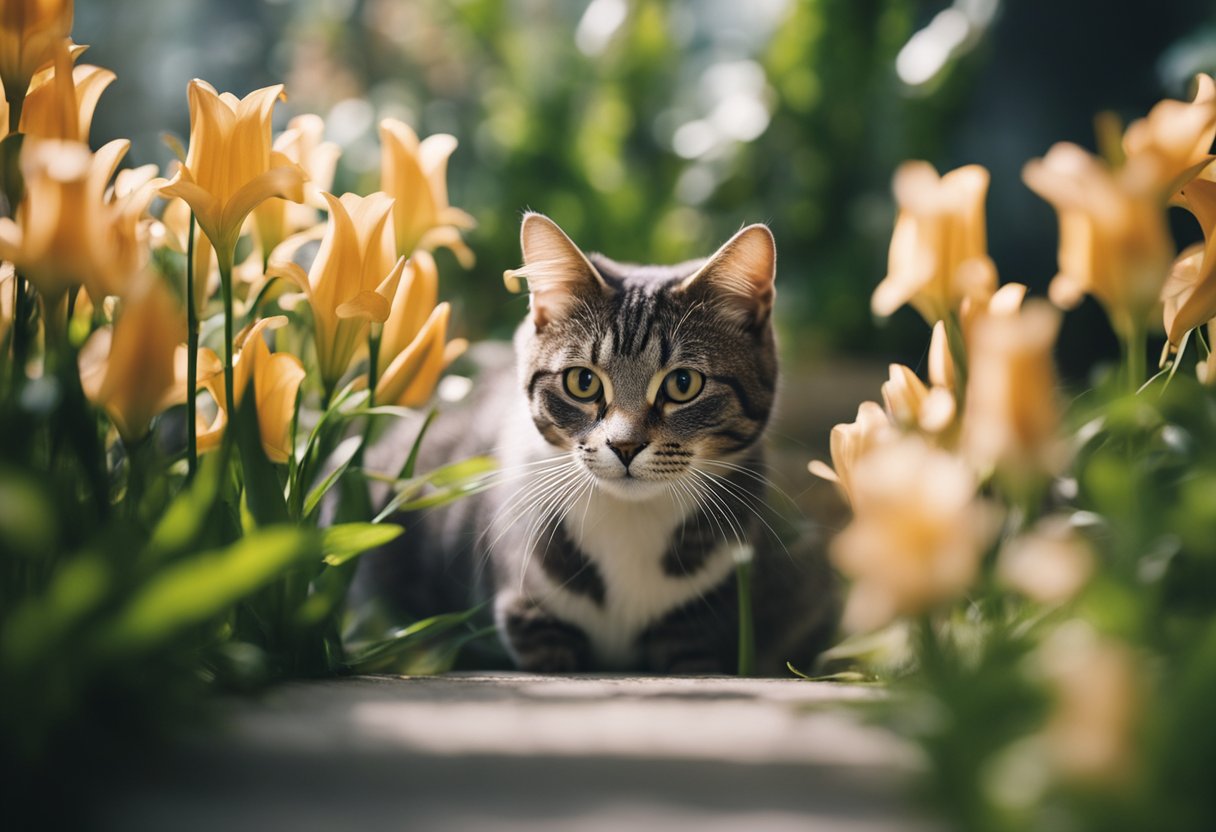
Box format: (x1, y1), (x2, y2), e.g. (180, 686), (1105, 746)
(12, 273), (27, 377)
(1124, 321), (1147, 396)
(218, 247), (236, 432)
(186, 213), (199, 479)
(7, 92), (22, 135)
(943, 312), (969, 404)
(353, 328), (381, 470)
(736, 555), (755, 677)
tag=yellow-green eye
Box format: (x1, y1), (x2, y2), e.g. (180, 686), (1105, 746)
(563, 367), (603, 402)
(663, 368), (704, 403)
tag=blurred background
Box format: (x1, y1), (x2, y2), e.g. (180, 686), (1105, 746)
(74, 0), (1216, 507)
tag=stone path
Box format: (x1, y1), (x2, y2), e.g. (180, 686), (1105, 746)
(100, 674), (938, 832)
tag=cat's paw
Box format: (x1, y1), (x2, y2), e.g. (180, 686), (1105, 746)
(501, 596), (592, 673)
(642, 642), (732, 676)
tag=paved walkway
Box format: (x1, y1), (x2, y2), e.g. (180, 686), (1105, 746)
(100, 674), (938, 831)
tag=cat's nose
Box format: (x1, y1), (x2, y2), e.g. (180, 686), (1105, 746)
(608, 440), (648, 468)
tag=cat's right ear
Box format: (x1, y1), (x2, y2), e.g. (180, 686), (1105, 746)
(505, 213), (610, 330)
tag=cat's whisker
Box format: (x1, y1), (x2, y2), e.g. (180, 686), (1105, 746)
(681, 472), (739, 550)
(515, 466), (589, 590)
(687, 470), (749, 551)
(480, 460), (581, 554)
(696, 458), (802, 512)
(690, 467), (791, 558)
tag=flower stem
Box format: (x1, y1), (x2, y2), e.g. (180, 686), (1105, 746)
(1123, 321), (1147, 395)
(944, 312), (969, 403)
(736, 556), (755, 677)
(219, 247), (236, 431)
(11, 274), (27, 379)
(186, 213), (199, 479)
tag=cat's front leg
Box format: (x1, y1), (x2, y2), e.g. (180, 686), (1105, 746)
(636, 577), (738, 675)
(498, 592), (593, 673)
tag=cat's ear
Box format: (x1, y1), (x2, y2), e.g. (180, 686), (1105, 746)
(506, 212), (611, 330)
(678, 224), (776, 329)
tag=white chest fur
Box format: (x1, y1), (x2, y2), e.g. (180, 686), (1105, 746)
(531, 485), (737, 668)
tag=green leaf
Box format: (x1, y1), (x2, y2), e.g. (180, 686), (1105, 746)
(373, 455), (496, 523)
(303, 434), (362, 520)
(1, 555), (110, 670)
(399, 409), (438, 480)
(322, 522), (404, 567)
(233, 383), (289, 525)
(0, 466), (57, 558)
(99, 526), (317, 655)
(144, 449), (227, 560)
(346, 603), (487, 673)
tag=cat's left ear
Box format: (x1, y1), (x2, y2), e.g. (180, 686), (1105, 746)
(506, 212), (612, 330)
(678, 224), (776, 329)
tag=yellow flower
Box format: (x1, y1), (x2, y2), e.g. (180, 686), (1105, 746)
(160, 80), (306, 264)
(77, 276), (183, 444)
(882, 362), (957, 439)
(1162, 165), (1216, 346)
(169, 344), (225, 453)
(267, 191), (406, 392)
(829, 435), (1000, 632)
(962, 300), (1063, 486)
(997, 516), (1094, 605)
(253, 113), (340, 263)
(156, 197), (217, 310)
(1122, 73), (1216, 197)
(0, 0), (73, 117)
(198, 316), (305, 464)
(373, 250), (463, 406)
(18, 38), (112, 141)
(379, 118), (475, 265)
(1037, 622), (1141, 785)
(808, 401), (895, 509)
(872, 162), (998, 325)
(0, 138), (158, 301)
(1023, 142), (1173, 338)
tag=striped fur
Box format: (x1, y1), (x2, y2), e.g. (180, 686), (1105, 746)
(356, 216), (837, 674)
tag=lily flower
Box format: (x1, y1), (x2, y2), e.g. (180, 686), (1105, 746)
(829, 435), (1001, 632)
(0, 0), (73, 119)
(197, 316), (305, 464)
(872, 162), (998, 325)
(18, 38), (112, 141)
(379, 118), (475, 265)
(962, 300), (1064, 486)
(1122, 73), (1216, 198)
(267, 191), (406, 393)
(1162, 165), (1216, 346)
(77, 276), (183, 444)
(1023, 142), (1173, 339)
(1037, 622), (1141, 785)
(0, 138), (157, 302)
(881, 362), (956, 438)
(373, 250), (463, 406)
(169, 344), (225, 454)
(253, 113), (340, 264)
(808, 401), (895, 509)
(160, 80), (306, 266)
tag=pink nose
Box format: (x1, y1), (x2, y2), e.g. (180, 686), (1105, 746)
(608, 440), (648, 467)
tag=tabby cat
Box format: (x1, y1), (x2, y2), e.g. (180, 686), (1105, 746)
(355, 213), (837, 674)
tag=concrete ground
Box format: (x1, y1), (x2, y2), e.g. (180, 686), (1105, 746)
(99, 673), (939, 832)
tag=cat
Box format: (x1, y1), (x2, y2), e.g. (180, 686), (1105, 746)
(354, 213), (838, 674)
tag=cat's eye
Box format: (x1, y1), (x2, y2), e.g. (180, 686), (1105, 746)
(563, 367), (604, 402)
(662, 368), (704, 403)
